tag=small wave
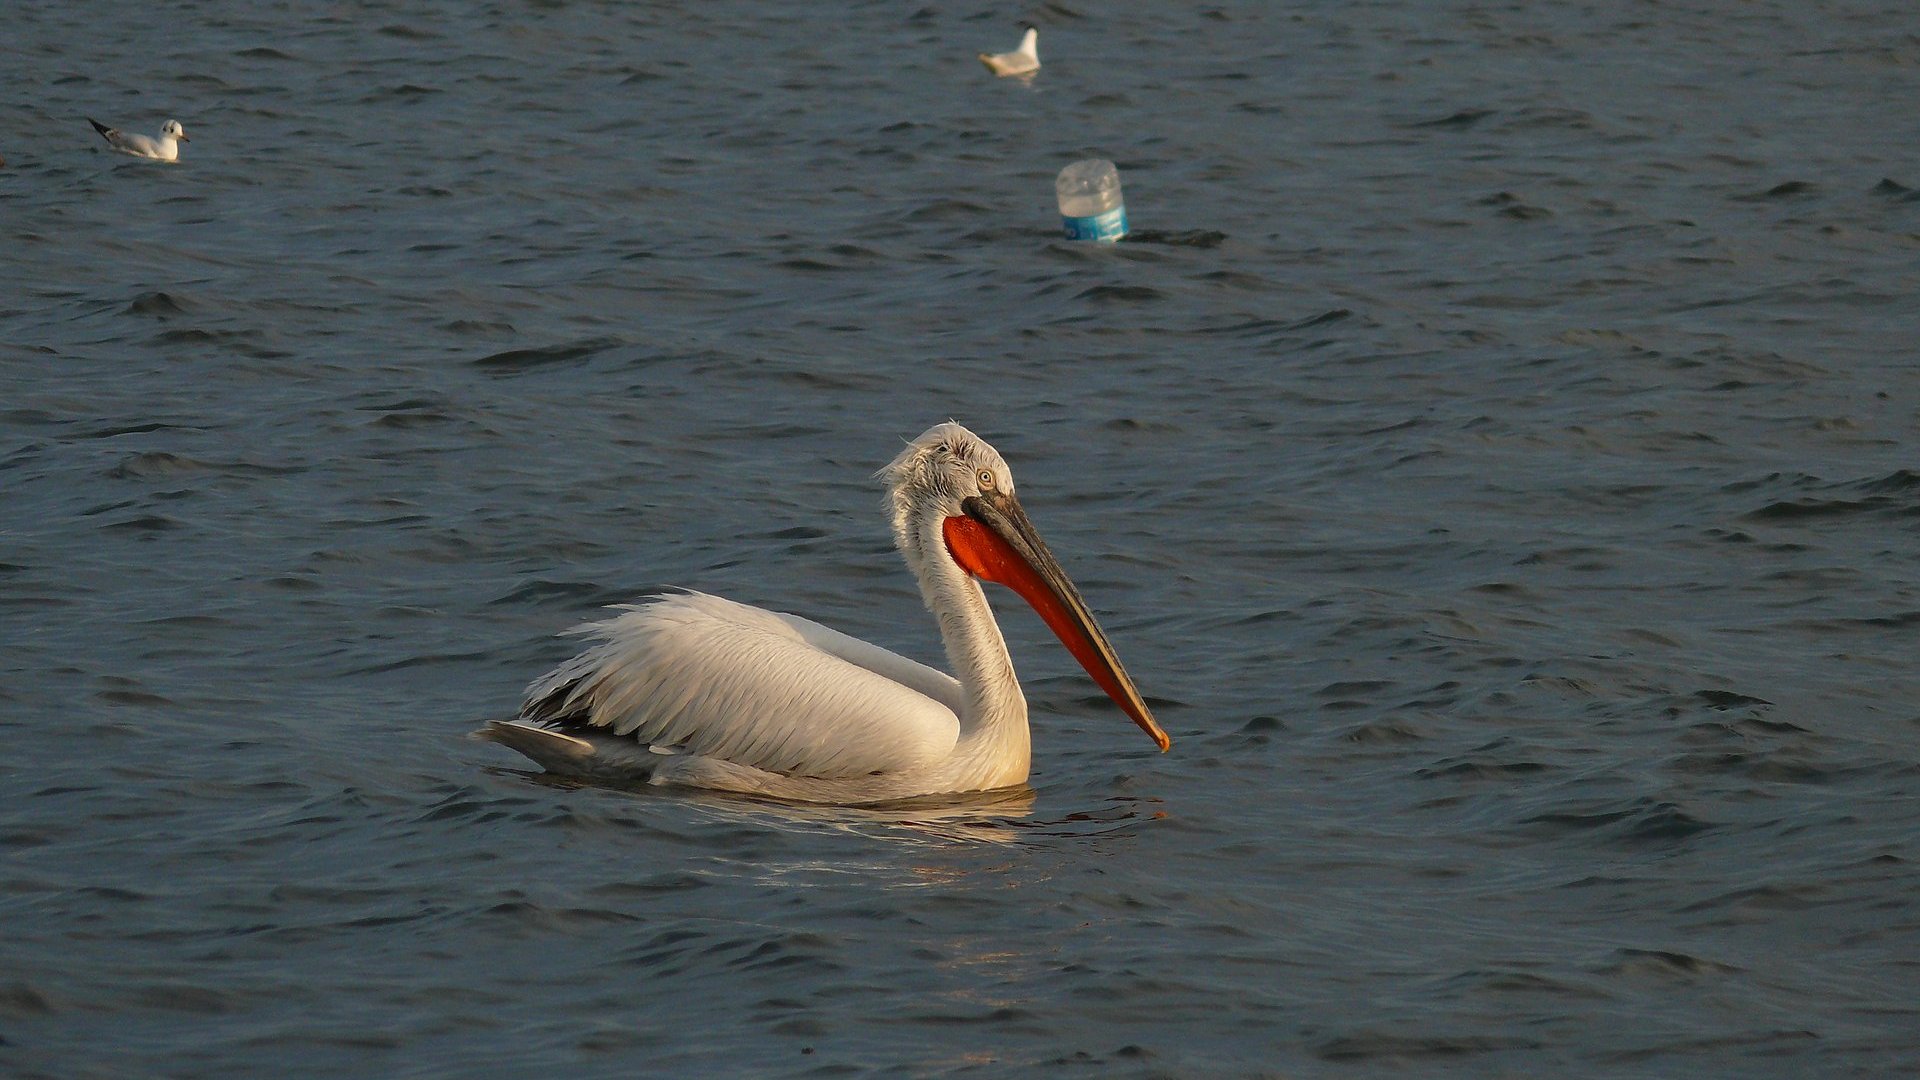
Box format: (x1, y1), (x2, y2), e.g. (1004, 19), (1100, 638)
(1408, 108), (1495, 129)
(97, 514), (179, 533)
(1520, 798), (1717, 846)
(1733, 180), (1818, 201)
(1745, 497), (1899, 522)
(125, 291), (191, 316)
(472, 337), (622, 372)
(1594, 946), (1743, 979)
(1075, 284), (1162, 303)
(903, 198), (991, 222)
(1317, 1030), (1541, 1062)
(1122, 229), (1227, 247)
(490, 579), (626, 607)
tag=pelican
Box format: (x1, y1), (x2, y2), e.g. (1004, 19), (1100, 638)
(480, 422), (1169, 803)
(978, 25), (1040, 77)
(87, 117), (189, 162)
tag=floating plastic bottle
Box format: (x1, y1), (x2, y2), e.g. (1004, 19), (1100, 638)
(1055, 159), (1127, 242)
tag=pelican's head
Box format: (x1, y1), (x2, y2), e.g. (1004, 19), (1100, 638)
(162, 120), (189, 142)
(880, 422), (1170, 752)
(880, 421), (1011, 529)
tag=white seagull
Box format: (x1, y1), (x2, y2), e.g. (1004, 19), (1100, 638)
(978, 25), (1040, 77)
(87, 117), (189, 162)
(480, 422), (1169, 804)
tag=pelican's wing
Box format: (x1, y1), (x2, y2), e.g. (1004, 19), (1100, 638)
(759, 607), (963, 715)
(520, 592), (961, 779)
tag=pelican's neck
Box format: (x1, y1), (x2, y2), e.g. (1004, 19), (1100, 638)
(906, 520), (1031, 774)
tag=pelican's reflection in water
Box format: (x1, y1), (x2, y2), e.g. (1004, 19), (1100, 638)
(499, 765), (1160, 849)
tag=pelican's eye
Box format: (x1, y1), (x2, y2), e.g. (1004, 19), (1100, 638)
(977, 469), (995, 489)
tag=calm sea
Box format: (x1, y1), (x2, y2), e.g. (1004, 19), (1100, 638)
(4, 1), (1918, 1075)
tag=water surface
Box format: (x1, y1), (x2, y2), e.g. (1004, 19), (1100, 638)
(4, 1), (1918, 1075)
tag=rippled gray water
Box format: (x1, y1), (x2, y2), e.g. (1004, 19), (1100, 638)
(5, 1), (1919, 1075)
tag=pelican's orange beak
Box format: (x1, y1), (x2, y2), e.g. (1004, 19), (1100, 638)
(943, 491), (1170, 751)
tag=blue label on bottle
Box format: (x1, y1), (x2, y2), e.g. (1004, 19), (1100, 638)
(1062, 205), (1128, 242)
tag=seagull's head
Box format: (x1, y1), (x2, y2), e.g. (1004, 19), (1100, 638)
(162, 120), (189, 142)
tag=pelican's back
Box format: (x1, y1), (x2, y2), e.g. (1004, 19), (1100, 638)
(519, 592), (962, 779)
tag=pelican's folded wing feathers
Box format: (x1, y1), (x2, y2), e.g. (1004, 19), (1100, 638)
(521, 592), (961, 779)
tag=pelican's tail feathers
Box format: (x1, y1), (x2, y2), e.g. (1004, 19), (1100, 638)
(475, 720), (662, 782)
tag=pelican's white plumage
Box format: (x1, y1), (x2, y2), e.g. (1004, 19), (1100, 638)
(481, 423), (1168, 804)
(978, 26), (1040, 77)
(523, 593), (963, 778)
(88, 117), (188, 161)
